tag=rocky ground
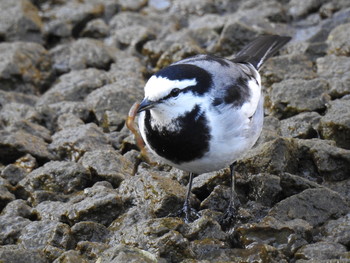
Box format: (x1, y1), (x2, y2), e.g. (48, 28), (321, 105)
(0, 0), (350, 262)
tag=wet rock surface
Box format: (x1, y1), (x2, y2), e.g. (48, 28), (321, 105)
(0, 0), (350, 262)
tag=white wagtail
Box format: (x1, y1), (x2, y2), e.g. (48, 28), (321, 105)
(136, 35), (291, 224)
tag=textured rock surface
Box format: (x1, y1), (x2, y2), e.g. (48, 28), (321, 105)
(0, 0), (350, 262)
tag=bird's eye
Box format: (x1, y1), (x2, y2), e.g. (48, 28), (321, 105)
(170, 88), (180, 97)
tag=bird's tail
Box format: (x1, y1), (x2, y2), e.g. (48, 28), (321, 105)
(232, 35), (291, 70)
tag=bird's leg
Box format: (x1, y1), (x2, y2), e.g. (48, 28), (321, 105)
(169, 172), (200, 223)
(220, 162), (240, 226)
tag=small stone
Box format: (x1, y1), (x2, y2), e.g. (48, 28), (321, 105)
(52, 250), (89, 263)
(184, 216), (227, 241)
(71, 221), (109, 243)
(0, 103), (42, 127)
(36, 68), (110, 106)
(57, 113), (85, 130)
(0, 216), (31, 245)
(327, 22), (350, 56)
(34, 201), (69, 222)
(66, 183), (123, 226)
(317, 55), (350, 98)
(280, 112), (321, 139)
(0, 42), (52, 94)
(0, 0), (43, 43)
(268, 78), (329, 119)
(76, 241), (110, 261)
(18, 220), (74, 250)
(319, 98), (350, 150)
(79, 150), (133, 187)
(48, 123), (114, 161)
(0, 246), (47, 263)
(1, 199), (33, 219)
(269, 188), (349, 226)
(19, 161), (91, 195)
(80, 18), (109, 38)
(321, 213), (350, 247)
(50, 38), (114, 74)
(295, 241), (347, 260)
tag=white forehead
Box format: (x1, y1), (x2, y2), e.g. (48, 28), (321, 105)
(144, 75), (197, 101)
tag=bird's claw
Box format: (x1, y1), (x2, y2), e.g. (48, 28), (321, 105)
(169, 204), (200, 223)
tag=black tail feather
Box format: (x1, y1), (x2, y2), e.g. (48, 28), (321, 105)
(232, 35), (291, 70)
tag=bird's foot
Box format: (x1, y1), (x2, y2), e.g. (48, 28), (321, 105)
(169, 203), (200, 223)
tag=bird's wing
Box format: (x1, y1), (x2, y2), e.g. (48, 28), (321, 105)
(232, 35), (291, 70)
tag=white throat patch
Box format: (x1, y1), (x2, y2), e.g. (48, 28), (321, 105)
(144, 76), (197, 101)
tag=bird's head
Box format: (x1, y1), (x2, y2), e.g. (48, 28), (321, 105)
(137, 63), (212, 118)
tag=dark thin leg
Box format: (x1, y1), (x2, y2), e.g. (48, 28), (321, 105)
(220, 162), (240, 227)
(169, 172), (200, 223)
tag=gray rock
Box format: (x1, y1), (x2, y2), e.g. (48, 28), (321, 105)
(268, 78), (329, 118)
(236, 216), (312, 253)
(71, 221), (109, 243)
(17, 220), (74, 250)
(37, 68), (110, 106)
(321, 213), (350, 247)
(261, 54), (316, 85)
(0, 103), (42, 127)
(268, 188), (349, 226)
(256, 115), (281, 145)
(37, 101), (91, 131)
(66, 183), (123, 226)
(1, 164), (28, 186)
(50, 38), (114, 74)
(0, 216), (31, 245)
(319, 98), (350, 150)
(19, 161), (91, 195)
(109, 216), (190, 262)
(79, 149), (133, 187)
(5, 120), (52, 143)
(0, 186), (16, 212)
(280, 112), (321, 139)
(200, 185), (231, 212)
(0, 0), (43, 43)
(184, 215), (227, 241)
(118, 167), (199, 217)
(85, 81), (144, 127)
(75, 241), (110, 262)
(0, 42), (52, 94)
(327, 22), (350, 56)
(295, 241), (347, 260)
(56, 113), (85, 130)
(52, 250), (88, 263)
(188, 14), (227, 31)
(48, 123), (114, 161)
(324, 178), (350, 203)
(279, 173), (321, 198)
(0, 130), (54, 164)
(43, 1), (104, 39)
(80, 18), (109, 39)
(98, 245), (164, 263)
(34, 201), (69, 222)
(296, 139), (350, 181)
(317, 55), (350, 98)
(0, 90), (38, 108)
(0, 246), (47, 263)
(287, 0), (325, 19)
(117, 0), (148, 11)
(1, 200), (33, 218)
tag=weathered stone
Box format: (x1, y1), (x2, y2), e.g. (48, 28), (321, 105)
(79, 150), (133, 187)
(5, 120), (52, 143)
(319, 98), (350, 150)
(98, 245), (164, 263)
(34, 201), (69, 222)
(80, 18), (109, 38)
(317, 55), (350, 98)
(48, 123), (114, 161)
(0, 216), (31, 245)
(280, 112), (321, 139)
(37, 68), (110, 106)
(0, 103), (42, 127)
(184, 215), (227, 241)
(0, 42), (52, 94)
(50, 38), (114, 74)
(0, 130), (54, 164)
(1, 200), (33, 219)
(0, 246), (47, 263)
(327, 22), (350, 56)
(52, 250), (88, 263)
(56, 113), (85, 130)
(269, 188), (349, 226)
(295, 241), (347, 260)
(43, 1), (104, 40)
(200, 185), (231, 212)
(85, 81), (144, 127)
(321, 213), (350, 248)
(287, 0), (325, 19)
(66, 183), (123, 226)
(0, 90), (38, 108)
(118, 167), (199, 217)
(19, 161), (91, 195)
(71, 221), (109, 243)
(18, 220), (74, 250)
(262, 54), (316, 85)
(0, 0), (43, 43)
(268, 78), (329, 119)
(279, 173), (321, 198)
(76, 241), (110, 262)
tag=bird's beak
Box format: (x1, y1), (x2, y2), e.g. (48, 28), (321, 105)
(137, 98), (156, 113)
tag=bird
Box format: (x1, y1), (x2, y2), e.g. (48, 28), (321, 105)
(136, 35), (291, 224)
